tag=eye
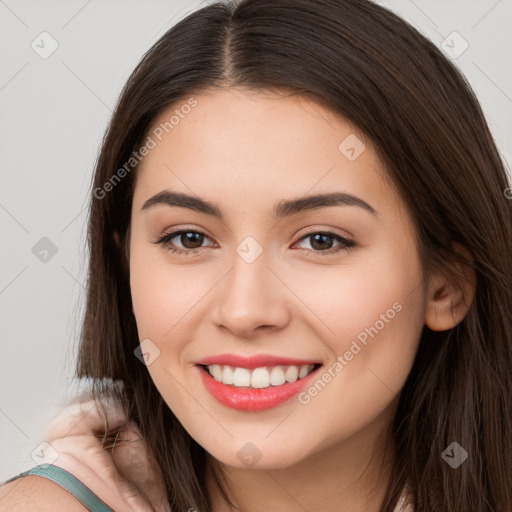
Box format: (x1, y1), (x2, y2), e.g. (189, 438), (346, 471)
(153, 228), (356, 256)
(153, 229), (215, 255)
(293, 230), (356, 255)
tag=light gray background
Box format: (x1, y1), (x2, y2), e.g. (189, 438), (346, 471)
(1, 0), (511, 480)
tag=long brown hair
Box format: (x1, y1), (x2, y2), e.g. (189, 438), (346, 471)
(76, 0), (512, 510)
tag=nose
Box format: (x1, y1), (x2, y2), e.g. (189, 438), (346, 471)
(211, 250), (291, 339)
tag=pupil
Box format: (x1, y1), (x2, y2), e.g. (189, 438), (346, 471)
(311, 234), (333, 250)
(182, 232), (203, 249)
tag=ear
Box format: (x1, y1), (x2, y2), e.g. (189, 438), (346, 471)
(424, 242), (476, 331)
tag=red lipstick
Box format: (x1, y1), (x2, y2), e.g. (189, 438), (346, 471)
(194, 354), (322, 411)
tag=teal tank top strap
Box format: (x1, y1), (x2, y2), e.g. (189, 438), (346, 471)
(3, 464), (115, 511)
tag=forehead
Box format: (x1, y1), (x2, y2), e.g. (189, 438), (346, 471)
(133, 87), (398, 218)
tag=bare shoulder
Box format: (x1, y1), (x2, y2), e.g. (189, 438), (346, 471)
(0, 476), (89, 511)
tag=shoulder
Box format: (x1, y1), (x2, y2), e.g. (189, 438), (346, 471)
(0, 475), (89, 511)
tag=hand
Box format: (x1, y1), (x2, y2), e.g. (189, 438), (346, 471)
(39, 396), (170, 512)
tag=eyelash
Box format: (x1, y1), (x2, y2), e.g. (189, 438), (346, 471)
(152, 228), (356, 256)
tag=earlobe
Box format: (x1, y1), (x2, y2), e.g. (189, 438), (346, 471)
(424, 243), (477, 331)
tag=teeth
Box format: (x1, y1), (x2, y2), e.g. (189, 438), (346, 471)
(222, 365), (234, 385)
(284, 365), (299, 383)
(233, 367), (251, 387)
(206, 364), (316, 389)
(210, 364), (222, 382)
(270, 366), (286, 386)
(298, 365), (310, 378)
(251, 367), (270, 388)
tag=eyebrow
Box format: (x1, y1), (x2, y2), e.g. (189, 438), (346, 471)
(141, 190), (378, 219)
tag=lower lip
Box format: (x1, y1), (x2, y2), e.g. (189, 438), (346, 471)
(196, 365), (321, 411)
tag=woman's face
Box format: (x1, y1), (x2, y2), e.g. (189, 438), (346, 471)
(129, 87), (427, 469)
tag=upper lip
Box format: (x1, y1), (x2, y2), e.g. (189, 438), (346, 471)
(195, 353), (322, 369)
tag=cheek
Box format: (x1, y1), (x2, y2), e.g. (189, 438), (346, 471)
(290, 249), (421, 337)
(129, 236), (209, 339)
(325, 241), (425, 391)
(129, 241), (204, 412)
(291, 248), (425, 437)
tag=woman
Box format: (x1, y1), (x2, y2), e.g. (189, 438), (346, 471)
(2, 0), (511, 511)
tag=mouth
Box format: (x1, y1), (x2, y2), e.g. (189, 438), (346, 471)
(196, 363), (323, 411)
(198, 363), (322, 389)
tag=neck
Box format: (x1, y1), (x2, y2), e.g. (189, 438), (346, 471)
(206, 398), (398, 512)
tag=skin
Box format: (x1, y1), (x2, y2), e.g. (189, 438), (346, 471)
(128, 87), (475, 512)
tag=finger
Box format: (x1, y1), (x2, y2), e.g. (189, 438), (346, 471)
(47, 402), (167, 512)
(45, 398), (128, 441)
(48, 436), (154, 512)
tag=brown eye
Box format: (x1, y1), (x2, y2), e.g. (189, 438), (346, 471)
(309, 233), (335, 251)
(175, 231), (205, 249)
(295, 231), (356, 255)
(153, 230), (214, 254)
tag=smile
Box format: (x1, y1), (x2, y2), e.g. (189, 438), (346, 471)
(196, 363), (323, 411)
(204, 363), (318, 388)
